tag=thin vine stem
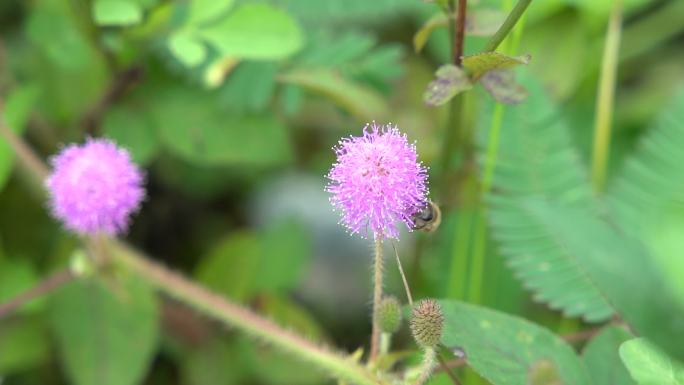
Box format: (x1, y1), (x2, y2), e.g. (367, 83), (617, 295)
(391, 241), (413, 306)
(370, 237), (384, 362)
(483, 0), (533, 52)
(591, 0), (623, 192)
(0, 269), (76, 319)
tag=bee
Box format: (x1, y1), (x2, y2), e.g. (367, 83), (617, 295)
(411, 201), (441, 233)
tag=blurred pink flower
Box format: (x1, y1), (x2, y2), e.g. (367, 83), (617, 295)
(326, 122), (429, 239)
(46, 138), (144, 235)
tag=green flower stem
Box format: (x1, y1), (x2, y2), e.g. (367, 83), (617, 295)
(380, 332), (391, 355)
(483, 0), (532, 52)
(591, 0), (623, 192)
(0, 115), (390, 385)
(411, 347), (437, 385)
(370, 237), (384, 362)
(111, 241), (390, 385)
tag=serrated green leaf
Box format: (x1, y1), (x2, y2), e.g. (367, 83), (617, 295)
(0, 85), (39, 191)
(279, 68), (389, 122)
(463, 52), (530, 79)
(50, 274), (159, 385)
(480, 69), (527, 104)
(93, 0), (143, 26)
(102, 104), (159, 165)
(439, 300), (591, 385)
(167, 31), (207, 67)
(424, 64), (472, 106)
(198, 4), (303, 60)
(486, 76), (612, 322)
(620, 338), (684, 385)
(517, 199), (684, 360)
(582, 326), (635, 385)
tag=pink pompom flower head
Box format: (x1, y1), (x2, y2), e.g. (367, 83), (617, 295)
(326, 122), (429, 239)
(46, 138), (145, 236)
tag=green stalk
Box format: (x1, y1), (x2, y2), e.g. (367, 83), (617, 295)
(483, 0), (533, 52)
(591, 0), (623, 192)
(370, 237), (384, 362)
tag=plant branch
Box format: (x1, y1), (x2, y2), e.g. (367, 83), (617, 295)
(391, 241), (413, 306)
(80, 66), (143, 136)
(370, 237), (384, 362)
(453, 0), (467, 65)
(591, 0), (623, 192)
(0, 106), (49, 181)
(436, 354), (462, 385)
(111, 241), (389, 385)
(483, 0), (532, 52)
(0, 269), (76, 319)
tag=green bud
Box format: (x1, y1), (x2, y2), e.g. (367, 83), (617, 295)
(378, 296), (402, 334)
(410, 299), (444, 348)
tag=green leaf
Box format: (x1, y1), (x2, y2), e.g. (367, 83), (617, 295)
(150, 86), (292, 167)
(254, 218), (312, 293)
(50, 274), (159, 385)
(528, 359), (563, 385)
(582, 327), (635, 385)
(260, 293), (325, 341)
(423, 64), (472, 106)
(480, 69), (528, 105)
(439, 300), (591, 385)
(194, 231), (261, 302)
(92, 0), (143, 26)
(181, 340), (250, 385)
(187, 0), (235, 25)
(0, 316), (50, 374)
(0, 85), (39, 191)
(0, 259), (42, 314)
(198, 4), (303, 60)
(620, 338), (684, 385)
(167, 31), (207, 67)
(463, 52), (530, 79)
(413, 13), (448, 53)
(486, 76), (612, 322)
(516, 199), (684, 360)
(279, 68), (389, 122)
(413, 9), (505, 53)
(607, 89), (684, 305)
(102, 104), (160, 165)
(218, 62), (278, 112)
(608, 89), (684, 238)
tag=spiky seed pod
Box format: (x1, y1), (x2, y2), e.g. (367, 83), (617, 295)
(410, 299), (444, 348)
(378, 296), (402, 334)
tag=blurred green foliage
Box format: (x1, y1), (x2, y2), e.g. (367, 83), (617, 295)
(1, 0), (684, 384)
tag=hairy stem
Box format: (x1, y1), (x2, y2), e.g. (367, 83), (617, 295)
(483, 0), (533, 52)
(111, 241), (389, 385)
(591, 0), (623, 192)
(0, 107), (49, 181)
(370, 237), (384, 362)
(412, 347), (437, 385)
(0, 269), (75, 319)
